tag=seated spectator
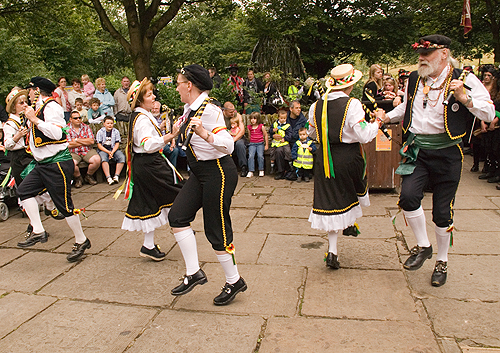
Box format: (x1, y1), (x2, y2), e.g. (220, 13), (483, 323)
(243, 68), (264, 115)
(93, 77), (115, 117)
(87, 97), (106, 124)
(74, 98), (88, 122)
(81, 74), (95, 105)
(67, 110), (101, 187)
(269, 108), (292, 179)
(96, 116), (125, 185)
(284, 100), (307, 180)
(246, 111), (268, 177)
(223, 101), (248, 176)
(292, 127), (317, 182)
(229, 116), (241, 138)
(68, 78), (87, 110)
(152, 101), (179, 167)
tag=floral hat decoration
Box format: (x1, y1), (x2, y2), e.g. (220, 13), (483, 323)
(325, 64), (363, 91)
(412, 34), (451, 53)
(127, 77), (148, 110)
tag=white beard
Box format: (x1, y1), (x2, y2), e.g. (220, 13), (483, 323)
(418, 58), (442, 78)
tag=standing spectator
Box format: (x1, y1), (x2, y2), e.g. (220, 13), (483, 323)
(362, 64), (384, 103)
(96, 116), (125, 185)
(246, 111), (268, 177)
(292, 127), (317, 182)
(262, 72), (281, 115)
(285, 100), (307, 180)
(93, 77), (115, 117)
(54, 77), (71, 122)
(209, 67), (223, 89)
(269, 108), (291, 178)
(227, 63), (245, 109)
(67, 110), (101, 187)
(114, 76), (132, 122)
(151, 101), (179, 167)
(243, 69), (264, 115)
(288, 77), (303, 101)
(223, 101), (248, 177)
(67, 78), (87, 110)
(81, 74), (95, 105)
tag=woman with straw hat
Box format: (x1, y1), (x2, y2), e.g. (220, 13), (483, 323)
(308, 64), (383, 269)
(168, 64), (246, 306)
(120, 78), (183, 261)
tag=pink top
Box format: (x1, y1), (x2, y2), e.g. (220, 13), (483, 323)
(230, 126), (240, 136)
(83, 81), (95, 98)
(247, 123), (264, 143)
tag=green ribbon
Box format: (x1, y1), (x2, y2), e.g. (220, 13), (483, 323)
(20, 148), (72, 179)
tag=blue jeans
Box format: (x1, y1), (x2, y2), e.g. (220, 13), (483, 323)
(163, 145), (179, 167)
(248, 142), (264, 172)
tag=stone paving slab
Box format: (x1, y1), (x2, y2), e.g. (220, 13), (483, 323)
(354, 216), (397, 239)
(302, 268), (419, 321)
(453, 195), (499, 210)
(84, 210), (126, 228)
(454, 210), (500, 232)
(259, 316), (440, 353)
(0, 220), (30, 245)
(55, 227), (128, 255)
(127, 310), (263, 353)
(83, 193), (129, 211)
(0, 292), (57, 338)
(3, 225), (74, 252)
(489, 197), (500, 208)
(0, 252), (74, 292)
(39, 256), (180, 306)
(173, 263), (304, 316)
(337, 238), (401, 270)
(231, 193), (268, 208)
(461, 347), (500, 353)
(0, 248), (25, 267)
(194, 208), (258, 233)
(252, 177), (292, 188)
(406, 255), (500, 301)
(0, 300), (156, 352)
(448, 231), (500, 255)
(71, 191), (109, 209)
(167, 232), (267, 265)
(246, 217), (324, 236)
(258, 204), (311, 218)
(100, 230), (176, 259)
(267, 187), (313, 206)
(237, 184), (274, 195)
(424, 298), (500, 347)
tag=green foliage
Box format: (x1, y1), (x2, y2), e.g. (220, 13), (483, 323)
(156, 84), (184, 117)
(210, 77), (239, 107)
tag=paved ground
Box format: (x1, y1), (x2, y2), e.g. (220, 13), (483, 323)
(0, 153), (499, 353)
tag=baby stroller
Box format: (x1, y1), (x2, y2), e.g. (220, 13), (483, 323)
(0, 163), (17, 221)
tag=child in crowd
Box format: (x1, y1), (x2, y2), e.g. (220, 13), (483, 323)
(96, 116), (125, 185)
(269, 108), (292, 179)
(292, 127), (316, 182)
(246, 112), (268, 177)
(81, 74), (95, 104)
(229, 116), (241, 138)
(87, 97), (106, 124)
(74, 98), (88, 123)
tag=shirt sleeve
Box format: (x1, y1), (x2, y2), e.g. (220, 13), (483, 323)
(346, 99), (379, 144)
(133, 116), (165, 153)
(3, 121), (18, 150)
(203, 105), (234, 155)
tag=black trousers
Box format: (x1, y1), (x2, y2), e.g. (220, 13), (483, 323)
(9, 149), (33, 187)
(398, 145), (463, 228)
(168, 155), (238, 251)
(17, 159), (75, 217)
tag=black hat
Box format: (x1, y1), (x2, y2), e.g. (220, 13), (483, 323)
(177, 64), (213, 91)
(25, 76), (57, 93)
(412, 34), (451, 53)
(226, 63), (239, 71)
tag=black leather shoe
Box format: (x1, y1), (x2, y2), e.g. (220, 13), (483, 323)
(470, 165), (479, 172)
(403, 245), (432, 270)
(496, 184), (500, 190)
(213, 277), (247, 305)
(479, 172), (495, 179)
(304, 176), (310, 182)
(140, 245), (165, 261)
(171, 269), (208, 296)
(240, 166), (248, 177)
(44, 207), (65, 220)
(431, 261), (447, 287)
(343, 225), (359, 237)
(67, 238), (91, 262)
(26, 224), (33, 234)
(274, 171), (286, 180)
(487, 175), (500, 183)
(17, 231), (49, 248)
(325, 252), (340, 269)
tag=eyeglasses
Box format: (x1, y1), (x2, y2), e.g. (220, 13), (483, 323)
(72, 116), (82, 120)
(176, 81), (189, 87)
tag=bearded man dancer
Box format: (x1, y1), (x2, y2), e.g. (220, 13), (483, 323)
(376, 35), (494, 286)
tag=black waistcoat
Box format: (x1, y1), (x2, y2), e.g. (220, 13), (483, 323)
(32, 98), (67, 147)
(314, 97), (354, 144)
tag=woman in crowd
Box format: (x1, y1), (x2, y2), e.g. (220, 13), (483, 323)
(54, 77), (71, 122)
(362, 64), (384, 103)
(93, 77), (115, 117)
(121, 78), (182, 261)
(168, 64), (247, 306)
(262, 71), (280, 115)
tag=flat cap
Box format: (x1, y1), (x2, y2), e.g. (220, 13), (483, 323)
(177, 64), (213, 91)
(25, 76), (57, 93)
(412, 34), (451, 53)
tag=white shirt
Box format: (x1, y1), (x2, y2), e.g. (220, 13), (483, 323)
(181, 92), (234, 160)
(4, 114), (26, 151)
(308, 91), (379, 144)
(29, 97), (68, 161)
(387, 66), (495, 133)
(132, 107), (166, 154)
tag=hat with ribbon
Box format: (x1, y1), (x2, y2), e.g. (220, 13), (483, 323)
(412, 34), (451, 53)
(25, 76), (56, 94)
(127, 77), (149, 110)
(5, 88), (28, 113)
(177, 64), (213, 91)
(325, 64), (363, 91)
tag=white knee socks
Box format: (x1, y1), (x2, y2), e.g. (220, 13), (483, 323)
(65, 214), (87, 244)
(143, 231), (155, 249)
(435, 225), (451, 262)
(328, 230), (339, 255)
(174, 228), (200, 275)
(403, 207), (431, 248)
(22, 198), (44, 234)
(216, 253), (240, 284)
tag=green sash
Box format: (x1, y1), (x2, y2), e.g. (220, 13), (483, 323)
(20, 148), (72, 179)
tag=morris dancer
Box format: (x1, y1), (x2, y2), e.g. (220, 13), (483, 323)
(308, 64), (382, 269)
(168, 64), (246, 305)
(376, 35), (494, 286)
(16, 77), (91, 262)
